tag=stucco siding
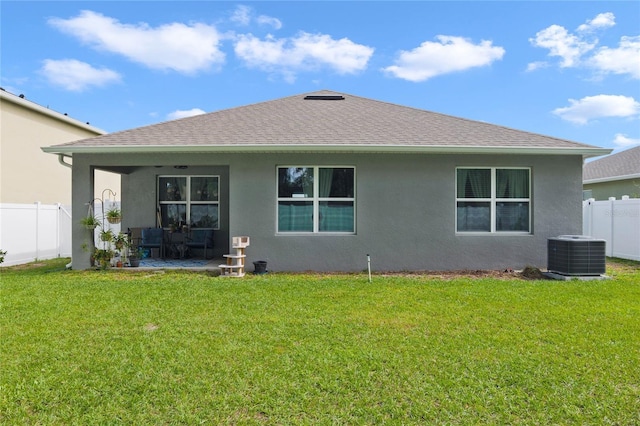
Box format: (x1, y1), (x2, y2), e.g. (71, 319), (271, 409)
(227, 153), (582, 272)
(1, 95), (119, 204)
(70, 152), (583, 272)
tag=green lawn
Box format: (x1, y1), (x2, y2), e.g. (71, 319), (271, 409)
(1, 259), (639, 424)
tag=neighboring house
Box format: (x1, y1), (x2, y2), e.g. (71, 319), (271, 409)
(583, 145), (640, 200)
(42, 90), (610, 272)
(1, 88), (119, 204)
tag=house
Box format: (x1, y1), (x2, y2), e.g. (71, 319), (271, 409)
(42, 90), (610, 272)
(0, 88), (120, 204)
(583, 145), (640, 200)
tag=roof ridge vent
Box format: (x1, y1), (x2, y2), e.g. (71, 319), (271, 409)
(304, 95), (345, 100)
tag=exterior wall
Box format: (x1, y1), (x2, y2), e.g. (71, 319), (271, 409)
(583, 179), (640, 201)
(71, 152), (583, 272)
(0, 94), (119, 204)
(230, 153), (583, 272)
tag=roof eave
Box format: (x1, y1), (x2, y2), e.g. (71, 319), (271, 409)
(42, 144), (612, 157)
(1, 90), (106, 135)
(584, 173), (640, 184)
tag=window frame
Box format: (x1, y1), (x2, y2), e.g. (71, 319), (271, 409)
(276, 166), (356, 234)
(157, 175), (220, 230)
(455, 167), (531, 234)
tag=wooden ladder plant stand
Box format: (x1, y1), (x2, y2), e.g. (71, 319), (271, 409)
(219, 236), (249, 277)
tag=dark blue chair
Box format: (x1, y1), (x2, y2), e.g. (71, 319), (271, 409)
(185, 229), (214, 259)
(140, 228), (165, 258)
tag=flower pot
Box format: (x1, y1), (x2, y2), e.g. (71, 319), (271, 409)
(253, 260), (268, 274)
(107, 217), (121, 224)
(129, 257), (141, 267)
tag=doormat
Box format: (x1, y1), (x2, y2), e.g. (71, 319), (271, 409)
(139, 258), (210, 268)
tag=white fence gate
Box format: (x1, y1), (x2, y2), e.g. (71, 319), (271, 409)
(0, 203), (72, 267)
(583, 197), (640, 261)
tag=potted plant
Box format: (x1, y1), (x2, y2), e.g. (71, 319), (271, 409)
(113, 232), (129, 251)
(113, 233), (129, 265)
(94, 248), (114, 269)
(128, 246), (143, 267)
(81, 215), (100, 230)
(100, 229), (114, 243)
(106, 207), (122, 224)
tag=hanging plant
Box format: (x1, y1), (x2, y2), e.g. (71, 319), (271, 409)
(113, 232), (129, 251)
(81, 215), (100, 230)
(100, 229), (114, 242)
(106, 207), (122, 224)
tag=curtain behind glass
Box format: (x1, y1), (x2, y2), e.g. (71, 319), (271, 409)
(497, 169), (529, 198)
(457, 202), (491, 231)
(457, 169), (490, 198)
(319, 201), (354, 232)
(278, 201), (313, 231)
(319, 169), (334, 198)
(320, 168), (354, 198)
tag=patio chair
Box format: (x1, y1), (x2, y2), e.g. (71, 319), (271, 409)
(139, 227), (165, 258)
(185, 229), (214, 259)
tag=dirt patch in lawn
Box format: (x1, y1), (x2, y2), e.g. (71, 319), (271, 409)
(377, 267), (548, 280)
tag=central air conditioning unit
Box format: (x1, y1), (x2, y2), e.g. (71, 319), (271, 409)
(547, 235), (606, 276)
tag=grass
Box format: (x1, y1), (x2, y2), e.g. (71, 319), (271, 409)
(1, 259), (639, 424)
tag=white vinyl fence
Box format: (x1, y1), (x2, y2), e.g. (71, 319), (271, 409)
(583, 197), (640, 261)
(0, 201), (121, 267)
(0, 203), (72, 267)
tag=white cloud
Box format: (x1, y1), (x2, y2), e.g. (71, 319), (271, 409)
(590, 36), (640, 79)
(230, 5), (252, 26)
(552, 94), (640, 125)
(41, 59), (121, 91)
(257, 15), (282, 30)
(49, 10), (224, 74)
(526, 61), (550, 72)
(529, 24), (595, 68)
(166, 108), (206, 120)
(234, 32), (374, 81)
(530, 12), (639, 80)
(612, 133), (640, 148)
(577, 12), (615, 32)
(383, 36), (505, 82)
(231, 5), (281, 29)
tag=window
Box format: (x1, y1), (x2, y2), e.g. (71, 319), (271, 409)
(278, 166), (355, 233)
(456, 168), (530, 233)
(158, 176), (219, 229)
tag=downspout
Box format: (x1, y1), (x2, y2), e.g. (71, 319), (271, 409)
(58, 154), (72, 168)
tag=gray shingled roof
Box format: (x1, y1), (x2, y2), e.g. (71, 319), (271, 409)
(583, 145), (640, 182)
(43, 90), (609, 156)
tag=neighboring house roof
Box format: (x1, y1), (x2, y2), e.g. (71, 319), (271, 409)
(1, 88), (106, 135)
(583, 145), (640, 183)
(43, 90), (609, 157)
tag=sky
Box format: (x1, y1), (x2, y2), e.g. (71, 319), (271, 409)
(2, 1), (639, 155)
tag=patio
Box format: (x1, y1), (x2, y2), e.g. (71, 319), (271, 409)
(134, 257), (223, 271)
